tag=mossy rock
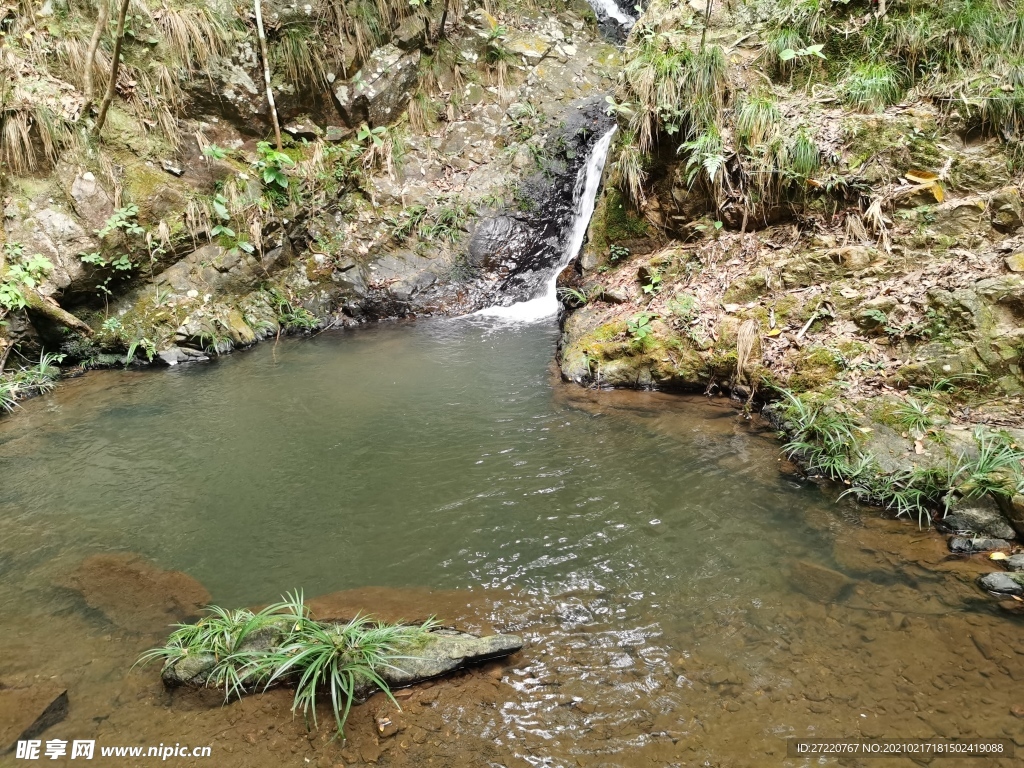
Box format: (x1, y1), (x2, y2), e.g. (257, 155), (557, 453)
(723, 273), (769, 304)
(788, 345), (845, 392)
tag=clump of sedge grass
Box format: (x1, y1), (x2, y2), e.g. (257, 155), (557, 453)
(841, 62), (903, 113)
(137, 590), (438, 736)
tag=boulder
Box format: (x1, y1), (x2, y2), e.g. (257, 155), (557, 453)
(1006, 252), (1024, 273)
(941, 501), (1018, 540)
(503, 31), (552, 61)
(4, 206), (96, 294)
(68, 171), (114, 230)
(948, 536), (1012, 554)
(977, 572), (1024, 595)
(333, 45), (420, 127)
(789, 560), (855, 603)
(1006, 495), (1024, 538)
(990, 186), (1023, 234)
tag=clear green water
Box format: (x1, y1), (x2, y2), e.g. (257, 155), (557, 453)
(0, 319), (823, 609)
(1, 319), (1020, 767)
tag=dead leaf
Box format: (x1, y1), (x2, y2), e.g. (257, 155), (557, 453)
(906, 169), (938, 183)
(914, 439), (925, 454)
(989, 552), (1008, 561)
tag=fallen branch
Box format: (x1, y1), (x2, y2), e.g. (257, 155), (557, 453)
(24, 290), (94, 337)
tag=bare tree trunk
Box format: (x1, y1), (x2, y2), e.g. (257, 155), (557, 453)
(437, 0), (450, 42)
(94, 0), (129, 135)
(82, 0), (110, 114)
(254, 0), (283, 150)
(701, 0), (714, 49)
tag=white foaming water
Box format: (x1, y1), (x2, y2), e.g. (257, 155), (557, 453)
(589, 0), (635, 27)
(475, 127), (616, 323)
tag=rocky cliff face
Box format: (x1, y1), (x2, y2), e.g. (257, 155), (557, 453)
(0, 0), (619, 371)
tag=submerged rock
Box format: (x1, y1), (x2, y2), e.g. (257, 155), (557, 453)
(162, 625), (524, 699)
(789, 560), (855, 603)
(62, 553), (211, 632)
(977, 572), (1024, 595)
(0, 687), (68, 752)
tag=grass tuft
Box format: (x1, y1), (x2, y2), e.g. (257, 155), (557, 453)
(137, 591), (438, 736)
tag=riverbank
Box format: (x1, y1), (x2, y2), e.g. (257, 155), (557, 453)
(554, 0), (1024, 605)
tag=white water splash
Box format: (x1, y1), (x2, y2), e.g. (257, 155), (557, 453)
(589, 0), (635, 27)
(475, 127), (616, 323)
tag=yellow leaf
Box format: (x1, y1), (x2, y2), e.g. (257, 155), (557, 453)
(929, 181), (945, 203)
(989, 552), (1008, 561)
(906, 169), (938, 183)
(766, 328), (782, 337)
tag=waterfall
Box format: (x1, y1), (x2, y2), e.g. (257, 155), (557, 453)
(476, 127), (616, 323)
(588, 0), (635, 28)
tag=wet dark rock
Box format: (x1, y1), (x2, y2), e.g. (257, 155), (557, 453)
(0, 687), (68, 752)
(468, 216), (535, 271)
(789, 560), (855, 603)
(978, 572), (1024, 595)
(163, 626), (523, 698)
(941, 502), (1017, 540)
(949, 536), (1011, 554)
(1002, 553), (1024, 572)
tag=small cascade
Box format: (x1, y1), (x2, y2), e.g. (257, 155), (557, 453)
(475, 127), (616, 323)
(588, 0), (635, 28)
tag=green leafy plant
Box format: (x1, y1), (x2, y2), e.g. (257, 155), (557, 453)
(892, 396), (940, 438)
(641, 268), (663, 296)
(841, 62), (903, 113)
(255, 142), (295, 190)
(0, 247), (53, 311)
(609, 244), (630, 263)
(125, 337), (156, 367)
(387, 204), (428, 242)
(778, 43), (825, 63)
(203, 144), (228, 160)
(667, 292), (697, 321)
(626, 312), (657, 343)
(356, 123), (387, 149)
(952, 428), (1024, 500)
(98, 205), (145, 239)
